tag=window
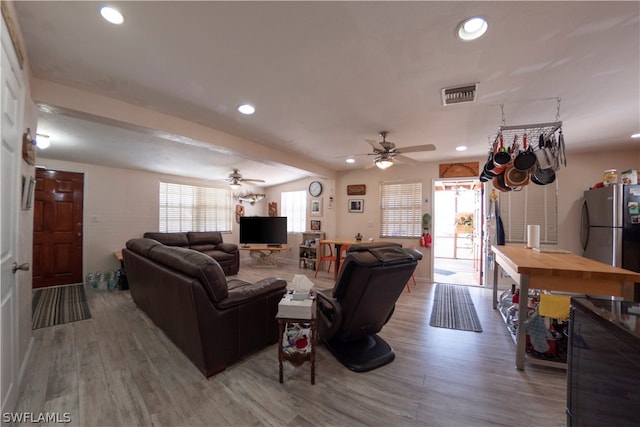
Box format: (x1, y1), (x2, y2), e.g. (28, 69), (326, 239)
(281, 190), (306, 233)
(502, 182), (558, 244)
(380, 180), (423, 238)
(159, 182), (232, 232)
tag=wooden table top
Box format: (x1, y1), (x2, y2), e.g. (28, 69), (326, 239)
(239, 245), (287, 251)
(319, 239), (359, 245)
(491, 245), (640, 282)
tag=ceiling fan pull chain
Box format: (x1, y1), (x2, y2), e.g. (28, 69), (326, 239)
(500, 104), (506, 127)
(555, 97), (562, 122)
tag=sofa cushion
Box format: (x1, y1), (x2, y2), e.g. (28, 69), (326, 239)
(144, 232), (189, 247)
(190, 244), (217, 252)
(198, 250), (236, 262)
(219, 278), (287, 309)
(216, 242), (238, 253)
(148, 245), (229, 302)
(187, 231), (223, 246)
(126, 238), (162, 256)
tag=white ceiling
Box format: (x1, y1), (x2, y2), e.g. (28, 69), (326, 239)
(13, 1), (640, 187)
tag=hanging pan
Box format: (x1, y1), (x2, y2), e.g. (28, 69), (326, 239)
(514, 133), (536, 171)
(492, 173), (512, 192)
(531, 167), (556, 185)
(493, 134), (511, 167)
(505, 165), (530, 187)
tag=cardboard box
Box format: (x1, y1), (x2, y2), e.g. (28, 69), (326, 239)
(277, 295), (314, 319)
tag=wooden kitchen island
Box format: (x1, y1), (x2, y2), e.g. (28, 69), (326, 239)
(491, 245), (640, 370)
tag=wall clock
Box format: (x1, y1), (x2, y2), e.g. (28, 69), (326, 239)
(308, 181), (323, 197)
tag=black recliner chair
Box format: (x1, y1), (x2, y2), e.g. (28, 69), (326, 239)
(316, 242), (422, 372)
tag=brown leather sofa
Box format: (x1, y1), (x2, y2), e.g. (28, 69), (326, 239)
(123, 237), (287, 378)
(143, 231), (239, 275)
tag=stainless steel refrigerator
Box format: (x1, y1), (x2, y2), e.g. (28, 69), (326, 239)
(581, 184), (640, 276)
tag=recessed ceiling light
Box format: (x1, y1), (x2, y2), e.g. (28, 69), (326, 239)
(632, 133), (640, 138)
(457, 16), (488, 41)
(456, 145), (468, 151)
(346, 158), (356, 164)
(100, 6), (124, 25)
(238, 104), (255, 115)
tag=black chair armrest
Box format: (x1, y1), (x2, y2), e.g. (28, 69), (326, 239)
(316, 288), (342, 341)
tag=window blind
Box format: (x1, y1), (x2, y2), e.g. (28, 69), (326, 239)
(380, 180), (423, 238)
(159, 182), (232, 232)
(502, 182), (558, 244)
(281, 190), (306, 233)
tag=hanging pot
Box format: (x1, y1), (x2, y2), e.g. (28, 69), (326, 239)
(505, 165), (530, 187)
(493, 173), (512, 192)
(532, 167), (556, 185)
(493, 134), (511, 166)
(514, 133), (536, 171)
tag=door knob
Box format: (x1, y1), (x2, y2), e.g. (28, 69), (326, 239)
(11, 262), (30, 274)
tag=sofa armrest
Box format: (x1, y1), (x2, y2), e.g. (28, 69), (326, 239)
(216, 242), (238, 253)
(316, 288), (342, 341)
(217, 277), (287, 309)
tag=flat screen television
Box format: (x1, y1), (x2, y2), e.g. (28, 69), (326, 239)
(239, 216), (288, 246)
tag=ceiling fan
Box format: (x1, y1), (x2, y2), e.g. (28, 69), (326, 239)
(364, 131), (436, 169)
(225, 169), (265, 189)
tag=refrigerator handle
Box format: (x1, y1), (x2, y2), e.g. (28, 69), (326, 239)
(580, 200), (589, 251)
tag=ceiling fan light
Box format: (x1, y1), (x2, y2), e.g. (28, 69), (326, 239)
(375, 159), (393, 169)
(36, 134), (50, 149)
(229, 182), (241, 190)
(346, 157), (355, 164)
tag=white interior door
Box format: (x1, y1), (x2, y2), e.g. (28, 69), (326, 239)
(1, 20), (26, 415)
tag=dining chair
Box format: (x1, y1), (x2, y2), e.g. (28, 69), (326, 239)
(314, 242), (336, 278)
(405, 244), (419, 292)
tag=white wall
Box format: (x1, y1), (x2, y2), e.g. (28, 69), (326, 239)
(40, 145), (640, 283)
(35, 159), (263, 276)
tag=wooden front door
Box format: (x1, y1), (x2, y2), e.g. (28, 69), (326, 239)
(32, 169), (84, 288)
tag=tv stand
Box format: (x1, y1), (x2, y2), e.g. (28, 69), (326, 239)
(239, 245), (287, 267)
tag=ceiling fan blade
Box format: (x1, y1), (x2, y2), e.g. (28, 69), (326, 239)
(396, 144), (436, 154)
(364, 161), (377, 169)
(365, 139), (383, 150)
(242, 178), (266, 184)
(394, 154), (419, 165)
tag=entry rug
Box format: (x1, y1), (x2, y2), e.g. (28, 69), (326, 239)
(32, 284), (91, 329)
(429, 284), (483, 332)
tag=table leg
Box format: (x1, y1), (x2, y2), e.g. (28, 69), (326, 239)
(492, 255), (499, 309)
(310, 320), (316, 385)
(333, 244), (343, 280)
(515, 274), (529, 370)
(278, 320), (284, 383)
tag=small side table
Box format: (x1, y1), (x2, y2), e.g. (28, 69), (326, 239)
(277, 312), (317, 384)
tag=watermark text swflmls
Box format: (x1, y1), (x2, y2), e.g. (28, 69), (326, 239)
(2, 412), (71, 424)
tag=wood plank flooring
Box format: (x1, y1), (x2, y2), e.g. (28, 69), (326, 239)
(14, 260), (567, 427)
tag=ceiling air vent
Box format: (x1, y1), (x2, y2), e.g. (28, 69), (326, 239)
(441, 83), (478, 106)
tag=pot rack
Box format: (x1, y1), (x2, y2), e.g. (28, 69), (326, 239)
(490, 99), (563, 149)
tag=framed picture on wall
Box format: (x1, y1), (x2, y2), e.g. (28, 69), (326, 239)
(310, 198), (322, 216)
(310, 220), (321, 231)
(348, 199), (364, 213)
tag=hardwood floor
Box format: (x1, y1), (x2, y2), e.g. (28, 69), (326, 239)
(14, 260), (567, 427)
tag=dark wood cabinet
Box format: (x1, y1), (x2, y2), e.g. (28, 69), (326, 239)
(567, 297), (640, 427)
